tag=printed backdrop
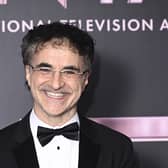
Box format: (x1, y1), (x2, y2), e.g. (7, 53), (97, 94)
(0, 0), (168, 167)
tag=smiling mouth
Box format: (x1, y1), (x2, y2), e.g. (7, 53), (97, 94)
(45, 91), (68, 99)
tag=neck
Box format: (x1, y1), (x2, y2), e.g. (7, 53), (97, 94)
(33, 108), (77, 127)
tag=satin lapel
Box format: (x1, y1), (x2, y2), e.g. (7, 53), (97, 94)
(13, 136), (39, 168)
(78, 117), (100, 168)
(12, 113), (39, 168)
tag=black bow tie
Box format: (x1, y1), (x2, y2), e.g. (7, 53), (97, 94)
(37, 122), (79, 146)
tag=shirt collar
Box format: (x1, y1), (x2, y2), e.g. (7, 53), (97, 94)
(30, 109), (80, 140)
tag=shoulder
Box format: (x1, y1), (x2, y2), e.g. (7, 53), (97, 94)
(80, 117), (139, 167)
(80, 117), (132, 147)
(0, 121), (22, 151)
(0, 112), (30, 136)
(0, 120), (20, 141)
(0, 112), (31, 150)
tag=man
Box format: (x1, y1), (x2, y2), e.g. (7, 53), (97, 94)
(0, 22), (138, 168)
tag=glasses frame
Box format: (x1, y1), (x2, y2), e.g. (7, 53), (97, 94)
(28, 64), (89, 79)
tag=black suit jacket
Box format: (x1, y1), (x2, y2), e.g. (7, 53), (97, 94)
(0, 113), (138, 168)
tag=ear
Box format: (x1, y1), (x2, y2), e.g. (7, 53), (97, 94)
(25, 65), (31, 86)
(82, 72), (90, 91)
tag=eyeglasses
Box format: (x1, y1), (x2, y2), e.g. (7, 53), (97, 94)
(28, 64), (88, 79)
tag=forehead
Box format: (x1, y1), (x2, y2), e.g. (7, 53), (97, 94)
(32, 43), (85, 68)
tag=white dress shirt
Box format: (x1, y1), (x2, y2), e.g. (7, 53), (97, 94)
(30, 110), (79, 168)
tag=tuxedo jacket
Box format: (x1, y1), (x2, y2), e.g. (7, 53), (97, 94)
(0, 113), (138, 168)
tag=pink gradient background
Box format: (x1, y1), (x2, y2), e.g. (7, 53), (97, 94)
(100, 0), (143, 4)
(90, 117), (168, 142)
(0, 0), (7, 5)
(57, 0), (67, 8)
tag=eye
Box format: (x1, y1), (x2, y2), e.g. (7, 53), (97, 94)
(62, 69), (77, 75)
(38, 67), (52, 72)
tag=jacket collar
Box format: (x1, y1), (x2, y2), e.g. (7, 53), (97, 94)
(78, 116), (100, 168)
(12, 112), (39, 168)
(11, 113), (100, 168)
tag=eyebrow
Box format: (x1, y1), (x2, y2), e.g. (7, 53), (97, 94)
(35, 63), (81, 71)
(35, 63), (52, 68)
(63, 66), (81, 72)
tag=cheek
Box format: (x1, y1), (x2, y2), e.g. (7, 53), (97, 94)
(29, 76), (44, 90)
(74, 80), (88, 94)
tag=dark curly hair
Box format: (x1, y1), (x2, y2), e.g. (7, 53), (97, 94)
(21, 21), (95, 71)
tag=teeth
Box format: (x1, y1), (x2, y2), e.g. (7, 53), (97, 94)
(46, 91), (64, 98)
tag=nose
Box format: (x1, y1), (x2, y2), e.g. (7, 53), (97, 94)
(49, 71), (65, 89)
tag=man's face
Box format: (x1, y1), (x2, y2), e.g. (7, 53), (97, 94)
(25, 44), (89, 126)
